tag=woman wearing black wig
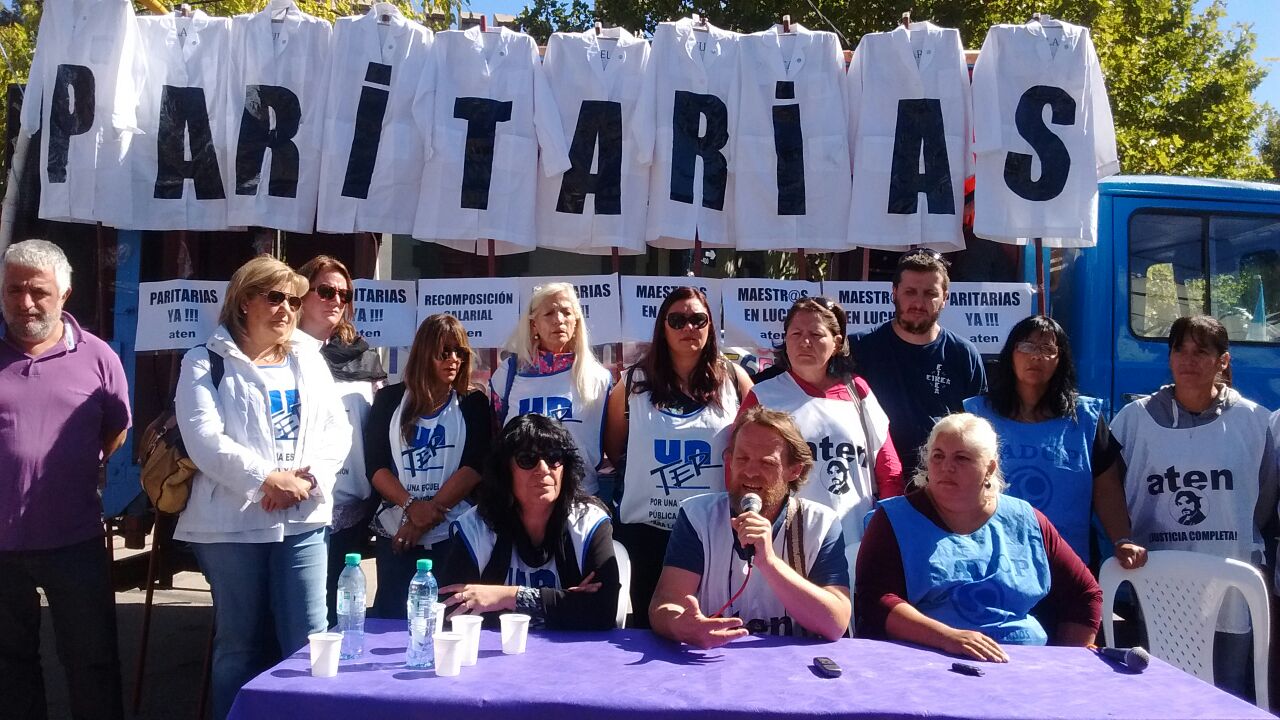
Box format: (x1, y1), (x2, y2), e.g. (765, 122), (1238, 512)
(439, 414), (621, 630)
(962, 314), (1126, 568)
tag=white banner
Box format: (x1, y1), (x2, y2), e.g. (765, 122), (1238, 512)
(417, 277), (523, 349)
(618, 276), (722, 342)
(352, 279), (416, 348)
(520, 275), (623, 345)
(135, 280), (225, 351)
(822, 280), (1035, 353)
(720, 279), (820, 348)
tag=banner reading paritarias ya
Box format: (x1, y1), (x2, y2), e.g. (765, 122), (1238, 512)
(352, 279), (417, 348)
(135, 280), (225, 351)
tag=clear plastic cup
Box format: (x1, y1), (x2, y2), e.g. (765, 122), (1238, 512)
(433, 631), (465, 677)
(433, 602), (447, 634)
(451, 615), (484, 666)
(308, 632), (343, 677)
(499, 613), (531, 655)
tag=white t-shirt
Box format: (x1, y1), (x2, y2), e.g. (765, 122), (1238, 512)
(259, 359), (301, 469)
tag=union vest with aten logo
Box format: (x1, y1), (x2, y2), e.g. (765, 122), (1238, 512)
(1112, 394), (1270, 633)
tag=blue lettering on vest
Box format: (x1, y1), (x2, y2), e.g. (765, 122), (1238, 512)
(401, 424), (455, 478)
(651, 439), (719, 496)
(519, 396), (581, 423)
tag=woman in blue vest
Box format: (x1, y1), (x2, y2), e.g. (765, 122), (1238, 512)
(603, 286), (752, 627)
(438, 413), (621, 630)
(491, 283), (612, 497)
(962, 315), (1127, 567)
(364, 314), (491, 618)
(855, 413), (1101, 662)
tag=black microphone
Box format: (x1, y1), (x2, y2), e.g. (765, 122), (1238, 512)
(1095, 646), (1151, 672)
(733, 493), (763, 563)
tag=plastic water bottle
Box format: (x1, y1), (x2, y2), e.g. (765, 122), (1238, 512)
(336, 553), (366, 660)
(406, 558), (438, 669)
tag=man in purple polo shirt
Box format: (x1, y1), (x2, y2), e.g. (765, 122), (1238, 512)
(0, 239), (131, 720)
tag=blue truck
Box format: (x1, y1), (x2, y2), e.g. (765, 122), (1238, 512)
(1050, 175), (1280, 414)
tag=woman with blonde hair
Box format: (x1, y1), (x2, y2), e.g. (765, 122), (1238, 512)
(491, 282), (612, 495)
(176, 255), (351, 720)
(855, 413), (1100, 662)
(295, 254), (387, 627)
(364, 314), (492, 618)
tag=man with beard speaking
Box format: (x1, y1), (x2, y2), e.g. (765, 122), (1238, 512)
(852, 250), (986, 479)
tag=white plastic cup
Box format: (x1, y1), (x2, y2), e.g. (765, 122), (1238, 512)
(451, 615), (484, 666)
(433, 631), (465, 677)
(308, 632), (343, 678)
(499, 613), (531, 655)
(432, 603), (447, 634)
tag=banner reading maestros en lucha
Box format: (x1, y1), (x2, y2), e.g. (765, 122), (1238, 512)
(823, 281), (1034, 353)
(720, 279), (821, 348)
(618, 276), (722, 342)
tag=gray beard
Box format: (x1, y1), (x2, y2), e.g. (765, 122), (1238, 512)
(2, 311), (54, 343)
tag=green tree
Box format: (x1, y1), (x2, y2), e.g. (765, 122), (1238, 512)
(516, 0), (593, 45)
(1260, 106), (1280, 180)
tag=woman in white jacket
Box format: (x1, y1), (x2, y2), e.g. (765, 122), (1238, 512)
(175, 255), (351, 720)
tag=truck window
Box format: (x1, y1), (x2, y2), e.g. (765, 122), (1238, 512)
(1128, 210), (1280, 344)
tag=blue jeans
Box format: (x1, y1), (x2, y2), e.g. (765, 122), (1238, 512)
(371, 536), (452, 620)
(0, 537), (123, 720)
(193, 528), (328, 720)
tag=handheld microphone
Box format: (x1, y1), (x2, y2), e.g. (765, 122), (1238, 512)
(733, 493), (763, 563)
(1093, 646), (1151, 672)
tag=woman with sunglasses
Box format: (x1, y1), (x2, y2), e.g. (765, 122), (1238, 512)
(295, 255), (388, 627)
(962, 315), (1124, 568)
(492, 282), (612, 496)
(175, 255), (352, 720)
(603, 287), (752, 627)
(439, 414), (621, 630)
(363, 314), (492, 619)
(739, 296), (902, 580)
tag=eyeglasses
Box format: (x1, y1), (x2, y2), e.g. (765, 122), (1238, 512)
(435, 347), (468, 361)
(258, 290), (303, 311)
(666, 312), (710, 330)
(513, 449), (566, 470)
(311, 284), (352, 304)
(1014, 341), (1059, 359)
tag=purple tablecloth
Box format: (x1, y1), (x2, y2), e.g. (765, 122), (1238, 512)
(228, 620), (1270, 720)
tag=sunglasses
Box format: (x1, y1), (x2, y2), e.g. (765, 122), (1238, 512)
(666, 312), (710, 330)
(1014, 341), (1059, 359)
(513, 449), (566, 470)
(436, 347), (468, 361)
(898, 247), (950, 267)
(311, 284), (352, 304)
(258, 290), (303, 311)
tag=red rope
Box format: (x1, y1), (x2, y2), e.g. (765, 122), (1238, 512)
(710, 563), (753, 619)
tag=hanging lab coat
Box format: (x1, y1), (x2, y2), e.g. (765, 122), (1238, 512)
(846, 22), (971, 252)
(730, 23), (851, 252)
(316, 7), (432, 235)
(535, 28), (654, 256)
(21, 0), (142, 226)
(224, 1), (332, 233)
(413, 26), (565, 255)
(130, 11), (233, 231)
(971, 20), (1119, 248)
(645, 18), (741, 250)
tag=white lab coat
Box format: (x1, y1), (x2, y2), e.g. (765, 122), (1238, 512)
(316, 7), (432, 235)
(971, 20), (1119, 248)
(730, 23), (851, 252)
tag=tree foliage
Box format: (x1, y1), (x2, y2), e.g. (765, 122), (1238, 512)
(1260, 106), (1280, 181)
(516, 0), (592, 45)
(587, 0), (1269, 180)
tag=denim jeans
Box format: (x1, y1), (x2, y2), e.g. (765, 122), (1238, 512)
(0, 537), (123, 720)
(193, 527), (328, 720)
(371, 536), (452, 620)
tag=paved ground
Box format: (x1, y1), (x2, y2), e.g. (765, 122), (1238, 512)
(38, 535), (381, 720)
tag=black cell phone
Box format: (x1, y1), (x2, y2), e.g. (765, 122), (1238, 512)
(950, 662), (984, 677)
(812, 656), (842, 678)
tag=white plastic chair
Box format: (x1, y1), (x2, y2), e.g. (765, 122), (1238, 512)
(612, 540), (632, 629)
(1099, 551), (1270, 710)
